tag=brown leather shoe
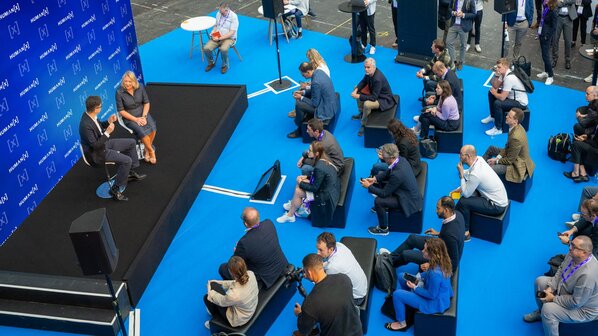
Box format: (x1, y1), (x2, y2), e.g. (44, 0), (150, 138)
(288, 110), (296, 118)
(205, 63), (215, 72)
(221, 65), (228, 74)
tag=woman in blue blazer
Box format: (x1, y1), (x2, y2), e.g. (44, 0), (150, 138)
(385, 238), (454, 332)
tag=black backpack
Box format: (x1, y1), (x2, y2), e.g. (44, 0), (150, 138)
(547, 133), (572, 163)
(509, 56), (534, 94)
(374, 253), (397, 295)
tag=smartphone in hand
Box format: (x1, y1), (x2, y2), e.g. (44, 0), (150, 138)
(403, 273), (418, 284)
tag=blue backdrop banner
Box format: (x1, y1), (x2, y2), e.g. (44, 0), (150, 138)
(0, 0), (144, 244)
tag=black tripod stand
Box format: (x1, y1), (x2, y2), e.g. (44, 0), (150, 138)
(268, 14), (292, 91)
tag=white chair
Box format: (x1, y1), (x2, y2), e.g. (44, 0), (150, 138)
(215, 40), (243, 68)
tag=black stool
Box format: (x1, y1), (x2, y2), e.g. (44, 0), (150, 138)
(470, 202), (511, 244)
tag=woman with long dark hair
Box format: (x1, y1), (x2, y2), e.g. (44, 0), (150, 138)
(536, 0), (558, 86)
(277, 141), (340, 226)
(384, 238), (453, 331)
(413, 80), (460, 139)
(371, 119), (422, 177)
(204, 256), (258, 329)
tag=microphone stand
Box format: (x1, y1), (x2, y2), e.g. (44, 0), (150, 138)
(268, 9), (291, 91)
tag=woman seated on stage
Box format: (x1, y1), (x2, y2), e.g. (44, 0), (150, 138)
(307, 48), (330, 77)
(116, 71), (158, 164)
(371, 119), (422, 177)
(385, 238), (453, 332)
(412, 80), (460, 139)
(565, 127), (598, 182)
(204, 256), (258, 329)
(277, 141), (340, 226)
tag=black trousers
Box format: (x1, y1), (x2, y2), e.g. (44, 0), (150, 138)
(204, 294), (228, 322)
(539, 35), (554, 77)
(294, 99), (315, 130)
(572, 14), (589, 44)
(467, 10), (483, 45)
(359, 12), (376, 47)
(374, 195), (399, 229)
(103, 138), (139, 188)
(390, 234), (428, 267)
(391, 5), (398, 42)
(570, 140), (598, 165)
(456, 196), (506, 231)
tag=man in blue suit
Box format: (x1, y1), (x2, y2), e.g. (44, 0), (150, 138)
(505, 0), (534, 59)
(360, 143), (422, 236)
(288, 62), (337, 139)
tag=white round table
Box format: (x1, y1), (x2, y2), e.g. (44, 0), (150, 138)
(180, 16), (216, 61)
(257, 5), (297, 45)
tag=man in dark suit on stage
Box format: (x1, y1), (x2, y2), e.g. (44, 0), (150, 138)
(360, 143), (422, 236)
(219, 207), (289, 289)
(351, 58), (397, 136)
(79, 96), (146, 201)
(288, 62), (337, 139)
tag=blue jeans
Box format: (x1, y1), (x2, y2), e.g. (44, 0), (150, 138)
(393, 274), (428, 322)
(283, 9), (304, 28)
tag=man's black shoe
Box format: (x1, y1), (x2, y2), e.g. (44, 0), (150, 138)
(128, 170), (146, 182)
(552, 59), (557, 68)
(351, 113), (362, 120)
(109, 186), (128, 201)
(287, 130), (301, 139)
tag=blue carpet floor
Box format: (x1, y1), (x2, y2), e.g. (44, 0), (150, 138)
(0, 14), (588, 336)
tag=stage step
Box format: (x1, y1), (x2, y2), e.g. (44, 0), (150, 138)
(0, 271), (130, 335)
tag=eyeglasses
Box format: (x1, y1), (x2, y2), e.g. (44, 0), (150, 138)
(569, 243), (588, 253)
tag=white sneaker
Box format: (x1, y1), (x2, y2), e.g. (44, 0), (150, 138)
(465, 44), (471, 52)
(369, 46), (376, 55)
(411, 124), (420, 134)
(572, 213), (581, 221)
(283, 200), (292, 211)
(204, 321), (210, 330)
(545, 77), (554, 85)
(276, 213), (296, 223)
(475, 44), (482, 53)
(413, 115), (420, 122)
(585, 74), (593, 83)
(485, 127), (503, 136)
(379, 248), (391, 255)
(565, 220), (577, 228)
(481, 115), (495, 124)
(536, 72), (548, 79)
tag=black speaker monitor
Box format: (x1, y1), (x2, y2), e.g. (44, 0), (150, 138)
(494, 0), (516, 15)
(69, 208), (119, 276)
(252, 160), (282, 201)
(262, 0), (284, 19)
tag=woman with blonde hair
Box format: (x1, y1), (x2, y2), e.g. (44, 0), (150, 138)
(116, 71), (158, 164)
(306, 48), (330, 77)
(204, 256), (258, 329)
(385, 238), (453, 331)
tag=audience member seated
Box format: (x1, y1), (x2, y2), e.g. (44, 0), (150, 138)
(482, 108), (535, 182)
(204, 256), (259, 329)
(415, 39), (455, 95)
(282, 0), (308, 39)
(453, 145), (509, 241)
(288, 62), (337, 139)
(203, 2), (239, 74)
(116, 71), (157, 164)
(482, 58), (528, 136)
(379, 196), (464, 273)
(574, 86), (598, 136)
(559, 200), (598, 257)
(278, 142), (340, 226)
(298, 118), (344, 176)
(565, 124), (598, 182)
(293, 253), (363, 336)
(384, 238), (453, 332)
(316, 232), (367, 305)
(360, 143), (422, 236)
(289, 49), (331, 119)
(79, 96), (146, 202)
(423, 61), (462, 109)
(567, 186), (598, 227)
(523, 235), (598, 335)
(218, 207), (289, 290)
(351, 58), (397, 136)
(412, 80), (460, 139)
(371, 119), (422, 177)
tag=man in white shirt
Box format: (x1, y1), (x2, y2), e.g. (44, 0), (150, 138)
(203, 2), (239, 74)
(452, 145), (509, 241)
(316, 232), (367, 305)
(482, 58), (528, 136)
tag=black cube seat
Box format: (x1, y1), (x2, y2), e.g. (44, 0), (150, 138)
(559, 318), (598, 335)
(502, 107), (530, 133)
(470, 201), (511, 244)
(301, 92), (341, 143)
(364, 95), (401, 148)
(340, 236), (377, 335)
(209, 264), (297, 336)
(434, 117), (463, 154)
(500, 173), (533, 203)
(413, 267), (459, 336)
(325, 157), (355, 228)
(388, 161), (427, 233)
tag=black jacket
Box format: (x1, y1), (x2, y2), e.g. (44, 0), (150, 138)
(79, 113), (110, 166)
(439, 212), (466, 272)
(356, 69), (397, 112)
(369, 157), (422, 217)
(444, 69), (463, 110)
(396, 137), (423, 177)
(300, 160), (341, 227)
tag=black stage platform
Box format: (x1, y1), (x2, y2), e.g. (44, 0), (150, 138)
(0, 83), (248, 335)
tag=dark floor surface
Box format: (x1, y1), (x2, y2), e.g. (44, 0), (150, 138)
(131, 0), (593, 92)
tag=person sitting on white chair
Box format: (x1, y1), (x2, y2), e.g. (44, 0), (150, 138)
(203, 2), (239, 74)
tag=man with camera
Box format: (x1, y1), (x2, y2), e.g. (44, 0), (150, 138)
(293, 253), (363, 336)
(316, 232), (367, 305)
(523, 235), (598, 335)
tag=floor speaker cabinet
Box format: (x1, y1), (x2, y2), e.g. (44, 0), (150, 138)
(69, 208), (119, 276)
(252, 160), (282, 201)
(262, 0), (284, 19)
(395, 0), (437, 67)
(494, 0), (516, 15)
